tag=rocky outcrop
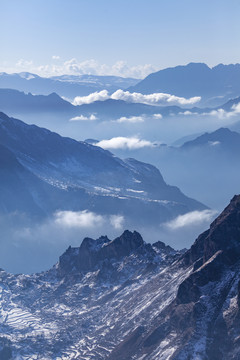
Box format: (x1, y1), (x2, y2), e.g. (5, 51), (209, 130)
(58, 230), (145, 274)
(183, 195), (240, 268)
(2, 197), (240, 359)
(107, 195), (240, 360)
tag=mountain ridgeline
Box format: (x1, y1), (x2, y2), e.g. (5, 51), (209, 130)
(0, 72), (139, 98)
(128, 62), (240, 106)
(0, 111), (206, 226)
(0, 196), (240, 358)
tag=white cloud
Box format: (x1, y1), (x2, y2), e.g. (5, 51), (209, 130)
(60, 59), (155, 78)
(96, 136), (155, 150)
(208, 141), (220, 146)
(201, 102), (240, 119)
(111, 89), (201, 106)
(55, 210), (104, 228)
(8, 58), (157, 79)
(165, 210), (217, 230)
(110, 215), (124, 230)
(54, 210), (124, 230)
(16, 59), (33, 68)
(111, 60), (155, 78)
(179, 110), (199, 116)
(72, 89), (201, 107)
(232, 102), (240, 113)
(116, 116), (145, 123)
(73, 90), (109, 105)
(70, 114), (97, 121)
(153, 113), (163, 119)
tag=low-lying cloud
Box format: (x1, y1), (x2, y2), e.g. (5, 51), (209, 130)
(0, 211), (126, 274)
(165, 209), (217, 230)
(73, 89), (201, 107)
(70, 114), (97, 121)
(114, 114), (162, 123)
(73, 90), (109, 105)
(111, 89), (201, 106)
(55, 210), (104, 228)
(116, 116), (145, 123)
(96, 136), (156, 150)
(200, 102), (240, 119)
(55, 210), (124, 230)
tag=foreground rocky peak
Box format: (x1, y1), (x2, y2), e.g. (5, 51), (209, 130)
(58, 230), (145, 274)
(1, 197), (240, 359)
(108, 196), (240, 360)
(183, 194), (240, 267)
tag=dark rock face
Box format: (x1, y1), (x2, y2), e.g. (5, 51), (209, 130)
(183, 195), (240, 267)
(0, 338), (12, 360)
(107, 196), (240, 360)
(59, 230), (144, 274)
(175, 195), (240, 307)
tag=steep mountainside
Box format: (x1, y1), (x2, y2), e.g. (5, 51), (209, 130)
(105, 126), (240, 210)
(109, 196), (240, 359)
(0, 143), (57, 216)
(0, 88), (74, 114)
(0, 196), (240, 359)
(128, 62), (240, 106)
(181, 127), (240, 153)
(0, 112), (205, 224)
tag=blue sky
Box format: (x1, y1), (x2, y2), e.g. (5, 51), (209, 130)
(1, 0), (240, 77)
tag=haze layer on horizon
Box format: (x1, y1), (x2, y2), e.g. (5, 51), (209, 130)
(1, 0), (240, 78)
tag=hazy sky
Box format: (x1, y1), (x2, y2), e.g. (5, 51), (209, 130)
(1, 0), (240, 77)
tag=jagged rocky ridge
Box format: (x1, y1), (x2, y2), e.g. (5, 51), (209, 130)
(1, 196), (240, 359)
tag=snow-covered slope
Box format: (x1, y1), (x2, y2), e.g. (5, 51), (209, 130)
(0, 111), (206, 225)
(0, 230), (188, 359)
(1, 196), (240, 359)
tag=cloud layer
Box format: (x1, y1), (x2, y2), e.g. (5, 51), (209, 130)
(73, 89), (201, 107)
(116, 116), (145, 123)
(54, 210), (124, 230)
(70, 114), (97, 121)
(180, 102), (240, 119)
(96, 136), (156, 150)
(12, 58), (156, 79)
(165, 209), (217, 230)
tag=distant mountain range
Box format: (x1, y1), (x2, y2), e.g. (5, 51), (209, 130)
(99, 127), (240, 210)
(2, 62), (240, 109)
(128, 62), (240, 106)
(0, 88), (74, 115)
(1, 86), (240, 126)
(181, 127), (240, 153)
(0, 111), (205, 225)
(0, 72), (139, 99)
(1, 87), (237, 124)
(0, 88), (198, 119)
(0, 195), (240, 359)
